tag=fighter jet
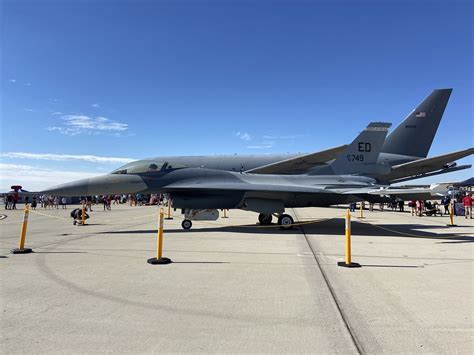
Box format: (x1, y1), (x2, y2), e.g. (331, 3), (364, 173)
(110, 89), (472, 182)
(42, 122), (392, 229)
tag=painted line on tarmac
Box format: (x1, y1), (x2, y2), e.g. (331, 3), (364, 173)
(0, 214), (7, 220)
(293, 209), (364, 354)
(1, 219), (161, 257)
(354, 217), (461, 239)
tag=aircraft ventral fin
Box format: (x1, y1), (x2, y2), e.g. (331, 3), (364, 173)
(244, 145), (348, 174)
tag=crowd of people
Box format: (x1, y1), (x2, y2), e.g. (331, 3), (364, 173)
(347, 191), (473, 219)
(2, 192), (170, 212)
(2, 188), (472, 220)
(79, 193), (169, 211)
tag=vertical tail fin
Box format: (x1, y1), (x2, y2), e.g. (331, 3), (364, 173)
(382, 88), (452, 158)
(331, 122), (391, 174)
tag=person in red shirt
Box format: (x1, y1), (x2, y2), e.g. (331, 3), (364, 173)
(462, 193), (473, 219)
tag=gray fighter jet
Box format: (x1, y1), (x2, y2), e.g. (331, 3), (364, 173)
(42, 122), (392, 229)
(110, 89), (472, 182)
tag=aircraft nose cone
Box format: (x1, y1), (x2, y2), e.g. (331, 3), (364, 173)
(41, 178), (90, 196)
(41, 174), (148, 196)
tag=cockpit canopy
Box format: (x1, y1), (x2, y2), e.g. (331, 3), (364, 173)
(111, 160), (185, 174)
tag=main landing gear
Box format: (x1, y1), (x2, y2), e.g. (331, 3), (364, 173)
(277, 214), (294, 229)
(181, 219), (192, 230)
(258, 213), (294, 229)
(258, 213), (273, 225)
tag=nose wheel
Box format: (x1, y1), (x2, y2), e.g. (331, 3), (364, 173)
(181, 219), (192, 230)
(277, 214), (294, 229)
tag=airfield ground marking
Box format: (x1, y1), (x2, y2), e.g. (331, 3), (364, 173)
(2, 218), (162, 257)
(29, 210), (68, 220)
(293, 208), (363, 354)
(353, 216), (462, 239)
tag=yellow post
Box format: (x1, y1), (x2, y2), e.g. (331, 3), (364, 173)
(338, 209), (360, 267)
(345, 209), (351, 264)
(447, 202), (457, 227)
(157, 208), (164, 259)
(359, 202), (364, 219)
(11, 206), (33, 254)
(223, 209), (228, 218)
(148, 207), (172, 264)
(81, 203), (86, 225)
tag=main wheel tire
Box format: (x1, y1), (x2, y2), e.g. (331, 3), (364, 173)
(181, 219), (192, 230)
(258, 213), (273, 225)
(277, 214), (294, 229)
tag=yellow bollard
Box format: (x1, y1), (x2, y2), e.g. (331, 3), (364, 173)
(446, 202), (457, 227)
(359, 202), (364, 219)
(165, 200), (173, 220)
(223, 209), (228, 218)
(338, 209), (360, 268)
(11, 206), (33, 254)
(345, 209), (351, 264)
(81, 204), (86, 226)
(148, 208), (172, 265)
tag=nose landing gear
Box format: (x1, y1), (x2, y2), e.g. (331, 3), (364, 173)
(181, 219), (192, 230)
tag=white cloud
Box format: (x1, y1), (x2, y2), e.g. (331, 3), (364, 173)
(91, 103), (100, 108)
(0, 163), (98, 191)
(24, 108), (34, 112)
(47, 114), (129, 136)
(0, 152), (135, 164)
(247, 140), (274, 149)
(9, 79), (16, 83)
(51, 111), (63, 115)
(247, 144), (273, 149)
(263, 135), (297, 139)
(25, 82), (31, 86)
(235, 132), (251, 141)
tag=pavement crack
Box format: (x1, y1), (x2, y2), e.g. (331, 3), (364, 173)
(293, 208), (364, 355)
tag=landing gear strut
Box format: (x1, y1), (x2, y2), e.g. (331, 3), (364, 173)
(258, 213), (273, 225)
(277, 214), (294, 229)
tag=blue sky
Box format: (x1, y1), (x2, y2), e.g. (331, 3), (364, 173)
(1, 0), (472, 190)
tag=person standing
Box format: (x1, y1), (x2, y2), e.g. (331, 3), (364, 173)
(441, 195), (451, 215)
(416, 200), (423, 217)
(462, 193), (473, 219)
(61, 197), (67, 209)
(31, 196), (37, 210)
(86, 196), (93, 211)
(5, 194), (11, 210)
(12, 191), (18, 210)
(398, 199), (404, 212)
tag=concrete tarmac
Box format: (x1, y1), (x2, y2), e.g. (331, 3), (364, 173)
(1, 204), (473, 353)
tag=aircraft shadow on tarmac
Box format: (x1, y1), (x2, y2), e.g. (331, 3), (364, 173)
(103, 218), (474, 243)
